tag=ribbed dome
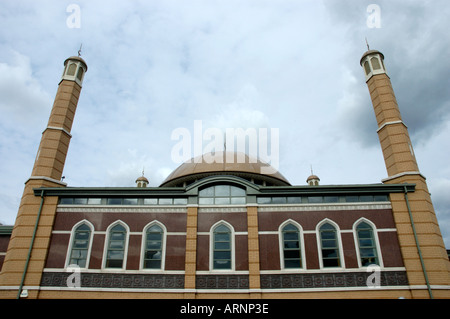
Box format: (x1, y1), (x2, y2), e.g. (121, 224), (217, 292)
(161, 151), (290, 187)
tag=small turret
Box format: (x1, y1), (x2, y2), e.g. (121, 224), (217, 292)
(136, 174), (149, 188)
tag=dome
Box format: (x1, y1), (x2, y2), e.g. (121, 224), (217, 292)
(161, 151), (290, 187)
(135, 175), (149, 188)
(136, 176), (149, 183)
(306, 174), (320, 186)
(306, 174), (320, 182)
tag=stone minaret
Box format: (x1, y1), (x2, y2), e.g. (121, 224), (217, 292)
(361, 49), (449, 298)
(0, 55), (87, 298)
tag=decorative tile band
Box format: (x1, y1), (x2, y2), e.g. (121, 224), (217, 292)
(260, 271), (408, 289)
(195, 275), (249, 289)
(40, 272), (185, 289)
(40, 271), (407, 290)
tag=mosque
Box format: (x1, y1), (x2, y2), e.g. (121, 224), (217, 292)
(0, 48), (448, 299)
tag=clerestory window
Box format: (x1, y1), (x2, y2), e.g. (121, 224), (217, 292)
(199, 185), (246, 205)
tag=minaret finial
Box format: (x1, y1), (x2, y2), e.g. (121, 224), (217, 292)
(78, 43), (83, 57)
(365, 37), (370, 51)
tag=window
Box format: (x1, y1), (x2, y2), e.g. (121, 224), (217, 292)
(281, 223), (302, 269)
(107, 198), (122, 205)
(199, 185), (246, 205)
(105, 223), (127, 268)
(143, 224), (164, 269)
(74, 198), (88, 205)
(371, 57), (381, 70)
(76, 67), (84, 81)
(68, 223), (92, 268)
(212, 224), (233, 270)
(67, 63), (76, 76)
(123, 198), (138, 205)
(364, 61), (371, 75)
(356, 222), (379, 266)
(319, 223), (341, 268)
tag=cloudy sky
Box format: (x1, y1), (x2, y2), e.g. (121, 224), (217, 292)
(0, 0), (449, 246)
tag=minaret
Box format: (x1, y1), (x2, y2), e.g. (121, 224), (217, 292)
(0, 55), (87, 298)
(361, 49), (449, 298)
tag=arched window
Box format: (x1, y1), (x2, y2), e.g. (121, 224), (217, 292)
(105, 223), (127, 269)
(371, 57), (381, 70)
(199, 185), (246, 205)
(68, 223), (92, 268)
(67, 63), (77, 76)
(212, 223), (233, 270)
(143, 223), (165, 269)
(76, 66), (84, 81)
(364, 60), (371, 75)
(356, 222), (379, 266)
(319, 223), (342, 268)
(281, 223), (302, 269)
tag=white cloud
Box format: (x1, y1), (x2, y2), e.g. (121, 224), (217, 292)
(0, 0), (449, 248)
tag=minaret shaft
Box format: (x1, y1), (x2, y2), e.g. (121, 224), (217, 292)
(361, 49), (450, 298)
(31, 80), (81, 181)
(0, 55), (87, 298)
(368, 73), (419, 178)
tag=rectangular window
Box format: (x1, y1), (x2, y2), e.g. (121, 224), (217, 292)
(257, 197), (271, 204)
(144, 198), (158, 205)
(287, 196), (302, 204)
(74, 198), (88, 205)
(345, 196), (359, 203)
(308, 196), (323, 203)
(88, 198), (102, 205)
(271, 197), (287, 204)
(173, 198), (188, 205)
(158, 198), (173, 205)
(107, 198), (122, 205)
(324, 196), (339, 203)
(123, 198), (138, 205)
(60, 198), (74, 205)
(359, 195), (374, 202)
(374, 195), (388, 202)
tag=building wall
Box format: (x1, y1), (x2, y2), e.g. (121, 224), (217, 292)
(0, 234), (11, 271)
(34, 198), (417, 298)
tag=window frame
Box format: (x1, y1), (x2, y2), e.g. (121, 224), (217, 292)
(102, 221), (130, 270)
(209, 221), (235, 271)
(65, 220), (94, 269)
(353, 218), (383, 268)
(316, 219), (345, 269)
(140, 221), (167, 271)
(199, 184), (246, 205)
(278, 219), (305, 270)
